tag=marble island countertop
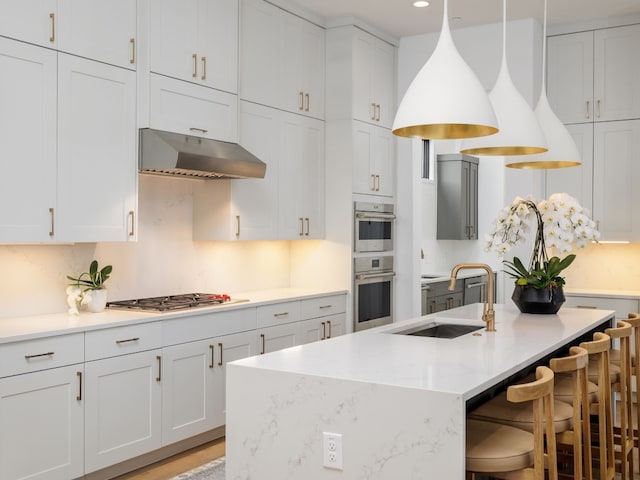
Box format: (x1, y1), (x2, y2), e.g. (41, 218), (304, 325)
(231, 302), (614, 401)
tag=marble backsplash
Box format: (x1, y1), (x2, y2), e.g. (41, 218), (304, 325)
(0, 175), (291, 319)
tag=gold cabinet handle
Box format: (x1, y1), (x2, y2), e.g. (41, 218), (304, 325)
(189, 127), (209, 134)
(374, 174), (380, 191)
(327, 320), (332, 339)
(319, 305), (332, 309)
(201, 56), (207, 81)
(299, 91), (304, 111)
(156, 355), (162, 382)
(129, 210), (135, 237)
(305, 93), (310, 112)
(371, 102), (376, 121)
(115, 337), (140, 344)
(370, 174), (376, 191)
(49, 207), (55, 236)
(209, 344), (215, 369)
(596, 99), (601, 118)
(260, 334), (265, 354)
(76, 371), (82, 401)
(130, 38), (136, 64)
(218, 342), (223, 366)
(25, 351), (54, 359)
(321, 321), (326, 340)
(49, 13), (55, 42)
(192, 53), (198, 78)
(274, 312), (289, 318)
(235, 215), (240, 237)
(577, 305), (597, 309)
(586, 100), (590, 119)
(376, 104), (381, 122)
(305, 217), (310, 236)
(299, 217), (304, 236)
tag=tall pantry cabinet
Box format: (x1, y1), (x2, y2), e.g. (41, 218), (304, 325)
(545, 23), (640, 241)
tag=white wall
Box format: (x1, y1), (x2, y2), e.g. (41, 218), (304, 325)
(0, 175), (292, 319)
(395, 18), (544, 321)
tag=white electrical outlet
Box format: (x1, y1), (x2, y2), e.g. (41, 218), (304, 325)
(323, 432), (343, 470)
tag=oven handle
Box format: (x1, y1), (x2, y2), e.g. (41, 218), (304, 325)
(356, 271), (396, 281)
(355, 212), (396, 220)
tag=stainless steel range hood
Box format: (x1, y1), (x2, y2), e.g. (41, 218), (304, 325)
(139, 128), (266, 179)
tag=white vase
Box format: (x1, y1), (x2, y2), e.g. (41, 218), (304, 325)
(87, 289), (108, 313)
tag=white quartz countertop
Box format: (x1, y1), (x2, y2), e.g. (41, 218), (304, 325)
(232, 303), (614, 400)
(565, 287), (640, 299)
(0, 287), (347, 344)
(421, 269), (490, 284)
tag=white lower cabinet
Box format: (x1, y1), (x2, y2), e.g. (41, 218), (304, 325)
(0, 365), (84, 480)
(84, 349), (163, 473)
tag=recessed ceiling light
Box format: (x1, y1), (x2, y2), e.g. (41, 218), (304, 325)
(413, 1), (430, 7)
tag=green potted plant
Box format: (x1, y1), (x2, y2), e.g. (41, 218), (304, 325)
(486, 194), (599, 314)
(66, 260), (113, 314)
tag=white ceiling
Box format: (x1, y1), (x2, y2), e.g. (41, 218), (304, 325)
(288, 0), (640, 38)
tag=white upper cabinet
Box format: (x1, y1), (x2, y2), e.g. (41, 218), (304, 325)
(56, 54), (137, 242)
(240, 0), (325, 119)
(150, 0), (238, 93)
(0, 0), (137, 69)
(353, 29), (395, 128)
(352, 121), (395, 198)
(57, 0), (137, 70)
(547, 24), (640, 124)
(592, 119), (640, 241)
(0, 38), (57, 243)
(149, 73), (238, 142)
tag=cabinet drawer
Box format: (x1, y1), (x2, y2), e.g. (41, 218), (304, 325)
(300, 294), (346, 320)
(85, 322), (163, 361)
(257, 301), (301, 328)
(564, 296), (638, 319)
(0, 333), (84, 378)
(163, 307), (257, 346)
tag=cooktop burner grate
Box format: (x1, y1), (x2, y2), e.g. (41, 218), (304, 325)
(106, 293), (246, 312)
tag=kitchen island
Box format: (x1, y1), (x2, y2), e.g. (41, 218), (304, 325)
(226, 303), (615, 479)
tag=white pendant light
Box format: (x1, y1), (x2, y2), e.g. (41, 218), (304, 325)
(392, 0), (498, 140)
(460, 0), (548, 156)
(505, 0), (581, 169)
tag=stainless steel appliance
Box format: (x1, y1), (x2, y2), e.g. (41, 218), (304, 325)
(354, 255), (394, 331)
(354, 201), (395, 253)
(106, 293), (248, 312)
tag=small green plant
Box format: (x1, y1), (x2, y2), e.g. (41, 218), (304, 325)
(67, 260), (113, 291)
(503, 254), (576, 289)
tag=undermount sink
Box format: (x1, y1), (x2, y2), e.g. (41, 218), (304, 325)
(392, 321), (483, 339)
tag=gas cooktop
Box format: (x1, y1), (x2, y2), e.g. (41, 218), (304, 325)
(106, 293), (248, 312)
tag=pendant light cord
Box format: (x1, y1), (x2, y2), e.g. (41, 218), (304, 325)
(541, 0), (548, 90)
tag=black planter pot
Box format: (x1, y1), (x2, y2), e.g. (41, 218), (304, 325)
(511, 285), (566, 314)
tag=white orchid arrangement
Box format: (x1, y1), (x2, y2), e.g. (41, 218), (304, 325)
(485, 193), (599, 289)
(66, 260), (112, 315)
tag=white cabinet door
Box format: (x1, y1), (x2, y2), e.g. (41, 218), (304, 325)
(56, 54), (137, 242)
(57, 0), (137, 70)
(594, 24), (640, 122)
(592, 120), (640, 241)
(211, 330), (256, 426)
(547, 31), (594, 125)
(0, 365), (84, 480)
(162, 340), (216, 445)
(84, 350), (162, 473)
(545, 123), (594, 213)
(258, 323), (301, 354)
(353, 120), (395, 197)
(353, 30), (395, 128)
(240, 0), (324, 119)
(149, 73), (238, 142)
(0, 38), (57, 243)
(151, 0), (238, 93)
(278, 112), (325, 239)
(0, 0), (57, 48)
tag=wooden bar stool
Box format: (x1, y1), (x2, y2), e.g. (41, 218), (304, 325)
(580, 332), (615, 480)
(549, 346), (593, 480)
(605, 321), (634, 480)
(624, 312), (640, 471)
(466, 366), (558, 480)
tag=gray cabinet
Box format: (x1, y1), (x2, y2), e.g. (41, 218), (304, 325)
(421, 280), (464, 315)
(437, 154), (479, 240)
(463, 274), (497, 305)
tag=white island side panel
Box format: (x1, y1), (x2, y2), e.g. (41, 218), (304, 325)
(226, 364), (464, 480)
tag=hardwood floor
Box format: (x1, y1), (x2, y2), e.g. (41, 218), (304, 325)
(112, 438), (225, 480)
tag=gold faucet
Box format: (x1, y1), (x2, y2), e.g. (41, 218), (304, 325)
(448, 263), (496, 332)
